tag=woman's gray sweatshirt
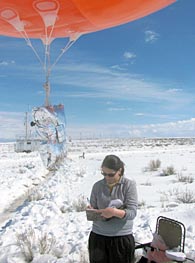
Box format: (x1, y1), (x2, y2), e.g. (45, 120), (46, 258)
(90, 176), (138, 237)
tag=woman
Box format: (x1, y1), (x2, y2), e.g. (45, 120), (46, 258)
(88, 154), (138, 263)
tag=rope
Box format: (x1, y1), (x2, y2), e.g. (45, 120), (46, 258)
(49, 38), (78, 71)
(19, 30), (44, 70)
(43, 25), (56, 80)
(2, 6), (81, 105)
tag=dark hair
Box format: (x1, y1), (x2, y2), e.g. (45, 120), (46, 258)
(101, 155), (125, 176)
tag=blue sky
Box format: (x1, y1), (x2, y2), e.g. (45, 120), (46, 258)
(1, 0), (195, 140)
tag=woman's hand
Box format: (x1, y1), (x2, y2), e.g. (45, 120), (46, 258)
(98, 207), (116, 218)
(87, 205), (93, 209)
(98, 207), (126, 219)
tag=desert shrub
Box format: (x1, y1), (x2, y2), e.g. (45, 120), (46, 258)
(177, 173), (194, 184)
(167, 187), (180, 196)
(140, 180), (152, 186)
(16, 227), (35, 262)
(76, 168), (86, 178)
(149, 159), (161, 171)
(60, 205), (67, 213)
(161, 166), (176, 176)
(72, 195), (88, 212)
(68, 251), (89, 263)
(19, 168), (27, 174)
(175, 188), (195, 203)
(24, 163), (36, 169)
(160, 194), (169, 205)
(160, 187), (179, 204)
(80, 251), (89, 263)
(38, 232), (56, 255)
(16, 227), (60, 261)
(138, 200), (146, 208)
(27, 189), (44, 202)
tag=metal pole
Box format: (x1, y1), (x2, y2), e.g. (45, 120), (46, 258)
(25, 112), (28, 140)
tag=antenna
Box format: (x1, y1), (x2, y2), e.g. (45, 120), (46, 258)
(25, 111), (28, 140)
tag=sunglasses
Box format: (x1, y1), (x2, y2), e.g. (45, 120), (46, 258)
(101, 171), (117, 177)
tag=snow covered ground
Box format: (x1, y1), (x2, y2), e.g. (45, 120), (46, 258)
(0, 138), (194, 262)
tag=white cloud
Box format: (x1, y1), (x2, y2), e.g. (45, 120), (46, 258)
(123, 52), (136, 60)
(0, 61), (8, 66)
(1, 110), (195, 140)
(0, 112), (25, 141)
(50, 62), (194, 108)
(166, 88), (183, 93)
(0, 60), (15, 66)
(134, 113), (169, 119)
(106, 101), (114, 105)
(67, 118), (195, 139)
(128, 118), (195, 138)
(135, 113), (144, 116)
(110, 65), (126, 71)
(10, 59), (193, 110)
(145, 30), (160, 43)
(108, 107), (131, 112)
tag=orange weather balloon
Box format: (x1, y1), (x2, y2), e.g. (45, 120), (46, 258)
(0, 0), (176, 40)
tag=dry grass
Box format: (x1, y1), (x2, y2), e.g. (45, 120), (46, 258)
(16, 227), (63, 261)
(72, 195), (88, 212)
(149, 159), (161, 171)
(177, 173), (194, 183)
(161, 165), (176, 176)
(175, 188), (195, 203)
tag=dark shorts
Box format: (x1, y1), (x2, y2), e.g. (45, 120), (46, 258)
(88, 231), (135, 263)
